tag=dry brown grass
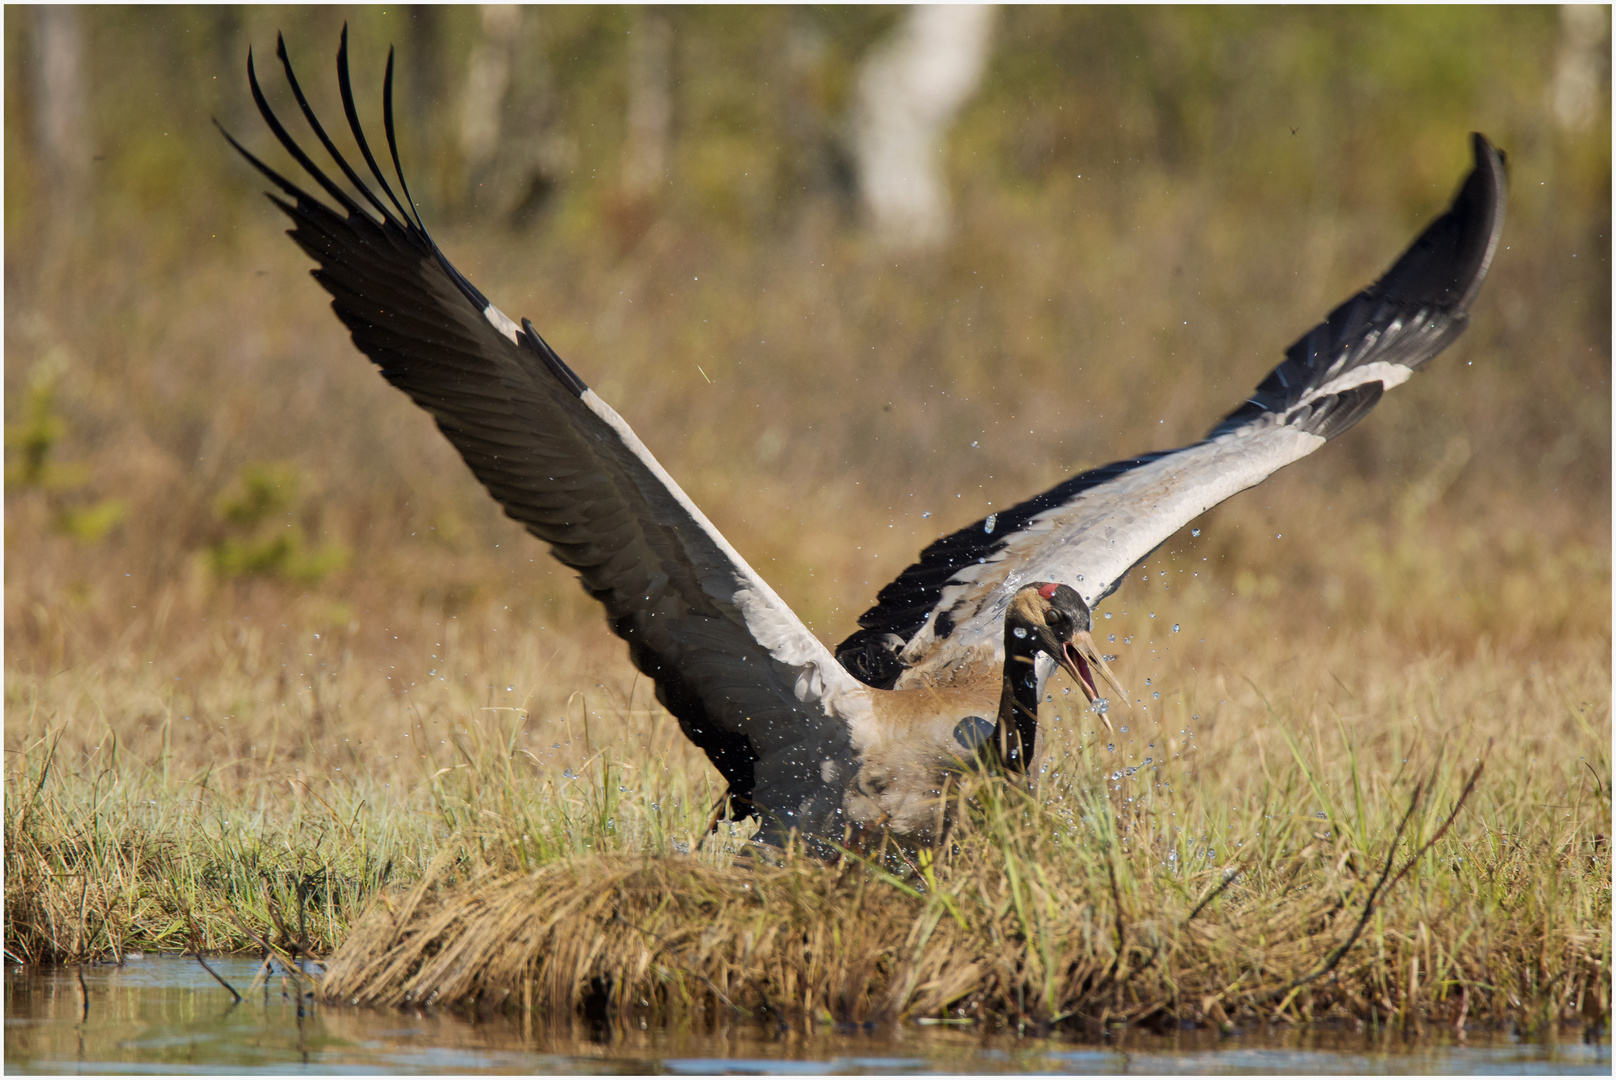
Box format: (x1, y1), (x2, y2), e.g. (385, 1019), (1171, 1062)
(8, 562), (1607, 1027)
(317, 651), (1609, 1032)
(291, 592), (1606, 1031)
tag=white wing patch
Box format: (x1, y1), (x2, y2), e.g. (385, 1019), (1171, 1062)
(483, 302), (522, 344)
(577, 389), (867, 710)
(1312, 359), (1414, 399)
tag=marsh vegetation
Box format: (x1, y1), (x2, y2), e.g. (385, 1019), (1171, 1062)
(5, 6), (1609, 1034)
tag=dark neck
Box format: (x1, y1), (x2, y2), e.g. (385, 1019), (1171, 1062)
(994, 637), (1043, 773)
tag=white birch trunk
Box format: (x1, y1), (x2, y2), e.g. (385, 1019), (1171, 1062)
(33, 6), (89, 218)
(850, 5), (996, 251)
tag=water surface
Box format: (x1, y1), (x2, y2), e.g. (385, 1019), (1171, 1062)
(5, 957), (1607, 1074)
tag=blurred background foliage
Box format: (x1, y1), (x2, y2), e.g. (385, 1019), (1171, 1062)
(3, 6), (1608, 779)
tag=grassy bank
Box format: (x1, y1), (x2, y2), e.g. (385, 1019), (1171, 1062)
(8, 620), (1608, 1031)
(3, 681), (737, 963)
(322, 756), (1604, 1033)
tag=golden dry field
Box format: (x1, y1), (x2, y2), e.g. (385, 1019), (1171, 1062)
(5, 7), (1609, 1031)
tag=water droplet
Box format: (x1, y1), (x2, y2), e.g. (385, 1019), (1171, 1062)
(1120, 725), (1129, 733)
(563, 769), (575, 779)
(1171, 624), (1180, 633)
(1144, 756), (1153, 765)
(1144, 677), (1152, 686)
(1153, 691), (1160, 699)
(1104, 612), (1113, 620)
(971, 440), (979, 448)
(1108, 634), (1115, 643)
(1106, 743), (1115, 753)
(922, 511), (932, 519)
(506, 685), (514, 692)
(1124, 766), (1138, 776)
(1012, 625), (1028, 639)
(1094, 699), (1110, 715)
(1191, 528), (1200, 537)
(1315, 811), (1327, 819)
(1149, 612), (1156, 618)
(1103, 654), (1117, 662)
(984, 513), (997, 534)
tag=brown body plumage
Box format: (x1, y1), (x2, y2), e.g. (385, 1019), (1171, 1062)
(839, 583), (1122, 847)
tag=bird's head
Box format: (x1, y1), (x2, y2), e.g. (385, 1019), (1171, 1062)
(1007, 582), (1128, 710)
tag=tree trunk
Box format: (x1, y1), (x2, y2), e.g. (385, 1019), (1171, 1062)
(32, 6), (90, 225)
(850, 5), (996, 252)
(622, 8), (673, 199)
(1550, 4), (1608, 133)
(459, 5), (566, 226)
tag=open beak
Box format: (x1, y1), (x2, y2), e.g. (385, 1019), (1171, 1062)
(1058, 630), (1129, 727)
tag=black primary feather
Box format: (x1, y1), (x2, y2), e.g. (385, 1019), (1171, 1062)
(222, 32), (821, 823)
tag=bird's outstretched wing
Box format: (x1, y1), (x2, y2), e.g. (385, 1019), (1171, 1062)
(225, 31), (867, 839)
(838, 134), (1507, 690)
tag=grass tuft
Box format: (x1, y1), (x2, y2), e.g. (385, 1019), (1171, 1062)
(316, 736), (1607, 1031)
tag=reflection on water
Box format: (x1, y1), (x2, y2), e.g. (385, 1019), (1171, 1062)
(5, 957), (1609, 1075)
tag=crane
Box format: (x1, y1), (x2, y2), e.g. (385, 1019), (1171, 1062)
(224, 31), (1506, 856)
